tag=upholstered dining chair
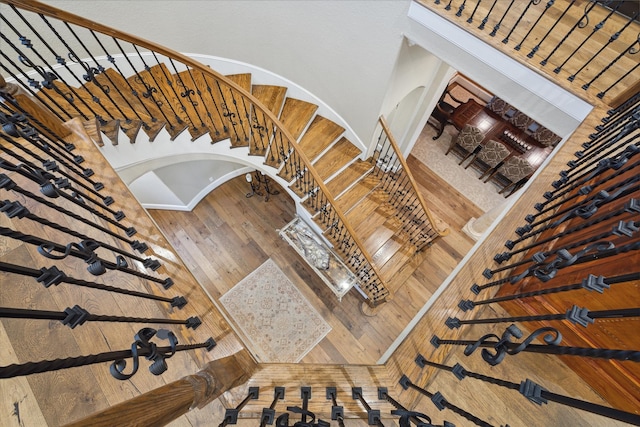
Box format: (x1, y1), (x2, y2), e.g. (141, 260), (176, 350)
(445, 124), (484, 165)
(487, 155), (534, 197)
(466, 139), (511, 180)
(428, 88), (465, 140)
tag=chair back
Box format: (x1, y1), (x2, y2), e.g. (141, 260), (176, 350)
(454, 125), (484, 151)
(476, 139), (510, 168)
(497, 155), (534, 182)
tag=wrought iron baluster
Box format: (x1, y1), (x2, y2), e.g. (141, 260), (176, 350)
(0, 53), (72, 122)
(596, 61), (640, 99)
(459, 272), (639, 312)
(0, 328), (215, 380)
(515, 0), (553, 50)
(399, 375), (494, 427)
(0, 199), (157, 268)
(0, 306), (201, 329)
(540, 0), (599, 66)
(527, 0), (577, 58)
(1, 11), (98, 120)
(352, 387), (384, 427)
(0, 31), (88, 120)
(260, 387), (285, 427)
(503, 0), (541, 45)
(478, 0), (498, 31)
(554, 1), (622, 74)
(167, 58), (205, 133)
(112, 38), (173, 126)
(467, 0), (483, 23)
(413, 355), (640, 424)
(569, 11), (638, 82)
(37, 12), (116, 120)
(489, 0), (516, 37)
(0, 260), (183, 306)
(218, 387), (260, 427)
(326, 388), (345, 427)
(583, 33), (639, 91)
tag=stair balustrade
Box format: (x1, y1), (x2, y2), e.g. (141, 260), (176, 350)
(373, 116), (449, 252)
(419, 0), (640, 105)
(0, 0), (390, 306)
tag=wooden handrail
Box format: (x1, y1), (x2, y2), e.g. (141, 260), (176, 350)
(2, 0), (390, 304)
(378, 116), (449, 237)
(64, 350), (256, 427)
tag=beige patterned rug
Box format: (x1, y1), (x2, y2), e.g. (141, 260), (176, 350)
(219, 259), (331, 362)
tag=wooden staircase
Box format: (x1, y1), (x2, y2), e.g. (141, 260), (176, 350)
(30, 61), (443, 304)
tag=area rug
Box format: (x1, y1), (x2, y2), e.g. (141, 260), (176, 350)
(410, 124), (505, 213)
(219, 259), (331, 362)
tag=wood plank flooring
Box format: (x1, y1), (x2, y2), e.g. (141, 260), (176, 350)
(150, 156), (480, 366)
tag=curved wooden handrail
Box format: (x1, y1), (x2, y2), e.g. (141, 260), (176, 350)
(3, 0), (389, 303)
(378, 116), (449, 237)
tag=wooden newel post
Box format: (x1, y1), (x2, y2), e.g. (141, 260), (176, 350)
(64, 350), (256, 427)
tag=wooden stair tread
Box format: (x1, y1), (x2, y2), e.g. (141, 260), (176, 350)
(297, 115), (345, 162)
(174, 69), (217, 140)
(371, 235), (405, 268)
(278, 98), (319, 140)
(362, 225), (397, 257)
(377, 242), (417, 282)
(191, 70), (231, 143)
(312, 136), (361, 181)
(288, 136), (361, 196)
(325, 159), (373, 197)
(251, 85), (287, 116)
(94, 69), (166, 141)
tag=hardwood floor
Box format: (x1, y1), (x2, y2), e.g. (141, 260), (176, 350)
(150, 157), (481, 365)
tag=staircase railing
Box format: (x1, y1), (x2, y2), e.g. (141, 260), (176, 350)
(0, 0), (389, 306)
(417, 0), (640, 105)
(373, 116), (449, 251)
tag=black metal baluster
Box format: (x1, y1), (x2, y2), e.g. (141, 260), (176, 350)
(0, 31), (88, 120)
(413, 355), (640, 424)
(36, 12), (116, 121)
(0, 328), (215, 380)
(467, 0), (483, 23)
(583, 32), (640, 92)
(0, 199), (158, 268)
(527, 0), (577, 58)
(65, 23), (136, 125)
(352, 387), (384, 427)
(133, 45), (185, 134)
(503, 0), (540, 45)
(197, 71), (224, 138)
(92, 32), (160, 132)
(459, 272), (639, 312)
(326, 388), (345, 427)
(1, 12), (97, 120)
(399, 375), (494, 427)
(553, 1), (621, 74)
(473, 240), (640, 294)
(487, 220), (638, 277)
(0, 226), (170, 287)
(167, 58), (205, 135)
(478, 0), (498, 31)
(515, 0), (553, 51)
(569, 11), (638, 82)
(260, 387), (285, 427)
(0, 306), (201, 329)
(596, 62), (640, 99)
(540, 1), (599, 66)
(0, 53), (72, 122)
(489, 0), (516, 37)
(498, 199), (639, 261)
(112, 38), (174, 127)
(0, 166), (136, 238)
(0, 260), (183, 306)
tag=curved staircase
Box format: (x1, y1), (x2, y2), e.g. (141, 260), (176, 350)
(1, 2), (447, 307)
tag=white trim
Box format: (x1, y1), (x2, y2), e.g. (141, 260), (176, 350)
(407, 1), (592, 124)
